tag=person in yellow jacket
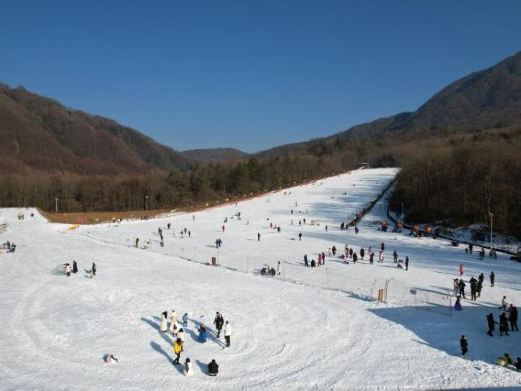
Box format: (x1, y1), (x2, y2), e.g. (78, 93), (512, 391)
(173, 338), (183, 365)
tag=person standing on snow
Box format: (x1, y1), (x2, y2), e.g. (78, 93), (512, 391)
(214, 312), (224, 338)
(72, 261), (78, 274)
(369, 251), (374, 264)
(486, 313), (496, 336)
(453, 279), (460, 297)
(459, 263), (464, 276)
(509, 305), (518, 332)
(91, 262), (97, 277)
(393, 250), (398, 263)
(224, 321), (232, 347)
(501, 296), (508, 311)
(360, 248), (365, 260)
(177, 328), (186, 342)
(208, 359), (219, 376)
(459, 280), (466, 299)
(170, 309), (179, 333)
(476, 278), (483, 298)
(499, 312), (510, 336)
(460, 335), (468, 357)
(182, 313), (189, 328)
(405, 256), (409, 271)
(198, 323), (208, 343)
(160, 311), (168, 333)
(490, 271), (495, 287)
(184, 357), (194, 376)
(64, 263), (72, 277)
(257, 233), (261, 241)
(173, 338), (184, 365)
(454, 296), (463, 311)
(298, 232), (302, 241)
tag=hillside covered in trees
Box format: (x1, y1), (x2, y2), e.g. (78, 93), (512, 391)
(1, 51), (521, 236)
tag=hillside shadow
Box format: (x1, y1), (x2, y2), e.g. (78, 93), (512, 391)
(368, 304), (520, 365)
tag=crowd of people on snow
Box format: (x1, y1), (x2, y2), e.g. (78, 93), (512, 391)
(157, 309), (231, 376)
(301, 241), (410, 271)
(455, 266), (521, 370)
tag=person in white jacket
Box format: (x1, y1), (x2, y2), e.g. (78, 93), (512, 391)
(177, 328), (186, 342)
(64, 263), (72, 277)
(160, 311), (168, 333)
(224, 321), (232, 347)
(184, 357), (194, 377)
(170, 309), (179, 333)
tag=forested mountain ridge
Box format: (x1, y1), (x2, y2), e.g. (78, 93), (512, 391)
(1, 51), (521, 237)
(0, 84), (191, 175)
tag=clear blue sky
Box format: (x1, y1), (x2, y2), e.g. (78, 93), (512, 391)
(1, 1), (520, 152)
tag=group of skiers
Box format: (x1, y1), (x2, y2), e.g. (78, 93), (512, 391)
(158, 310), (232, 376)
(63, 260), (96, 278)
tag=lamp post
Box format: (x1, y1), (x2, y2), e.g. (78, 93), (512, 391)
(401, 202), (404, 224)
(145, 194), (149, 212)
(55, 198), (58, 213)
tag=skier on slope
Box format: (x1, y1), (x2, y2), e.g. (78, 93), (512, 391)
(393, 250), (398, 263)
(72, 261), (78, 274)
(490, 271), (495, 287)
(182, 313), (189, 327)
(91, 262), (96, 277)
(214, 312), (224, 338)
(360, 248), (365, 260)
(405, 256), (409, 271)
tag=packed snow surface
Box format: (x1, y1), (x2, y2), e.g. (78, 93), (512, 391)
(1, 168), (520, 390)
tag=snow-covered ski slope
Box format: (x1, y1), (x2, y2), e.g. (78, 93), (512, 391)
(1, 168), (520, 390)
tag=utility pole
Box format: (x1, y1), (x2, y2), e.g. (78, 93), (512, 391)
(401, 202), (404, 224)
(145, 194), (149, 211)
(55, 198), (58, 213)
